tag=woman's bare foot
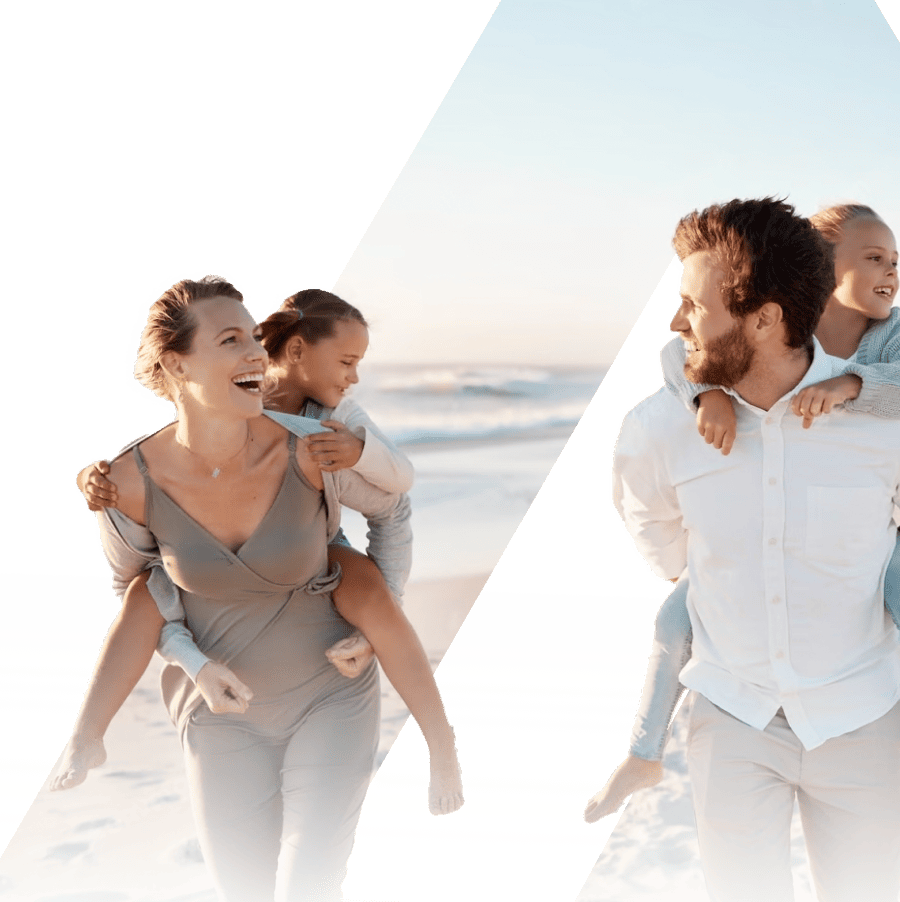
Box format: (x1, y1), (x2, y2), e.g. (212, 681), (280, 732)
(428, 732), (464, 816)
(49, 736), (107, 791)
(583, 755), (663, 822)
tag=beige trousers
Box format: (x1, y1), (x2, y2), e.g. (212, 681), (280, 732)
(686, 692), (900, 902)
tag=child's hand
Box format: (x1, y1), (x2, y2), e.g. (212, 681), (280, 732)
(195, 662), (254, 714)
(77, 460), (117, 511)
(790, 374), (862, 429)
(696, 389), (737, 455)
(304, 421), (364, 471)
(325, 632), (375, 678)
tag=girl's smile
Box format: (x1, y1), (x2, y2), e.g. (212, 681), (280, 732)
(832, 217), (898, 321)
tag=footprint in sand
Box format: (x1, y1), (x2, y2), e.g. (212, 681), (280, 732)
(74, 818), (118, 832)
(168, 838), (204, 865)
(43, 842), (90, 863)
(36, 893), (128, 901)
(102, 770), (163, 788)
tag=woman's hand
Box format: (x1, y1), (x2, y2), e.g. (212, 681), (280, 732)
(696, 389), (737, 455)
(195, 662), (254, 714)
(325, 632), (375, 678)
(303, 421), (364, 472)
(77, 460), (118, 511)
(791, 374), (862, 428)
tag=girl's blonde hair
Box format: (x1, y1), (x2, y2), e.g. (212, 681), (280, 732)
(809, 203), (882, 246)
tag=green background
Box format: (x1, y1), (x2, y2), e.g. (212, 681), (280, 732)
(0, 0), (496, 575)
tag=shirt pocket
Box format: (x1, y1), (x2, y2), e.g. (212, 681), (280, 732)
(805, 486), (888, 561)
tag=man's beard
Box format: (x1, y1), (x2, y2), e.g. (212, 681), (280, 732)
(684, 320), (755, 386)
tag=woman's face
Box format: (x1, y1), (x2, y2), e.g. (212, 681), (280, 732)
(832, 217), (898, 320)
(291, 319), (369, 408)
(171, 296), (269, 416)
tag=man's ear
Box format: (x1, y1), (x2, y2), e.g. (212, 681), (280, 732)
(753, 301), (784, 338)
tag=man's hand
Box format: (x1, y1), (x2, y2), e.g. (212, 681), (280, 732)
(303, 421), (364, 472)
(77, 460), (118, 511)
(790, 374), (862, 429)
(325, 632), (375, 678)
(195, 662), (254, 714)
(696, 389), (737, 455)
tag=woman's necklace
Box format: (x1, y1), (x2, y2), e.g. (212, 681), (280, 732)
(175, 425), (252, 478)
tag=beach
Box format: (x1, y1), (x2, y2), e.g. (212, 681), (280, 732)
(0, 364), (597, 901)
(0, 577), (828, 902)
(0, 573), (488, 902)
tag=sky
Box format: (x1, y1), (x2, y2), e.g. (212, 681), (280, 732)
(336, 0), (900, 365)
(2, 0), (900, 888)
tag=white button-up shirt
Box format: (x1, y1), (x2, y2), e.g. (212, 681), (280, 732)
(613, 343), (900, 749)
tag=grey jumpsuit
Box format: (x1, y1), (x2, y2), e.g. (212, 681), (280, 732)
(132, 436), (380, 902)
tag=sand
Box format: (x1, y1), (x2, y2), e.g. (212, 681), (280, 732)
(0, 573), (486, 902)
(575, 703), (818, 902)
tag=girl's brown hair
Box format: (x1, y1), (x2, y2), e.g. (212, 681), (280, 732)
(134, 275), (244, 400)
(258, 288), (368, 360)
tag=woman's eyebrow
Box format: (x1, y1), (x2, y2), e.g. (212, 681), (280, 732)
(214, 326), (247, 338)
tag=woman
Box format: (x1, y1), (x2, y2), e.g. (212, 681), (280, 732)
(94, 276), (457, 901)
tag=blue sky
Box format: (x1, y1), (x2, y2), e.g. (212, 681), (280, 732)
(337, 0), (900, 364)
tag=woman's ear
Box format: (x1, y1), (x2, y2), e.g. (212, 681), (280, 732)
(160, 350), (187, 383)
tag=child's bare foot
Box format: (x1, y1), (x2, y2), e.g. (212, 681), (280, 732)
(583, 755), (663, 822)
(49, 736), (107, 791)
(428, 733), (464, 816)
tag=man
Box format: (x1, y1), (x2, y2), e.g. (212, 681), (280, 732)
(612, 197), (900, 901)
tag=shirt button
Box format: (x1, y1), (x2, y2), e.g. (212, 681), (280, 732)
(775, 650), (785, 659)
(771, 595), (781, 604)
(768, 477), (777, 485)
(768, 538), (777, 545)
(765, 417), (774, 425)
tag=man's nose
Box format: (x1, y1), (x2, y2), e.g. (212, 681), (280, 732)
(670, 306), (688, 333)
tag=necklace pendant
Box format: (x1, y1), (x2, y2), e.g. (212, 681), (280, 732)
(211, 467), (221, 479)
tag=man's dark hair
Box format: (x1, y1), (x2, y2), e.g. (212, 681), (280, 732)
(672, 197), (836, 350)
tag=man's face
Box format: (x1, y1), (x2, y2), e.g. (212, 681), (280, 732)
(671, 250), (755, 386)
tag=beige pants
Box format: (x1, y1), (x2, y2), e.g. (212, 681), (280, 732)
(687, 692), (900, 902)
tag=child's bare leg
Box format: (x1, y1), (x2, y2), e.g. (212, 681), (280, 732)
(329, 545), (463, 815)
(584, 757), (665, 823)
(325, 544), (376, 679)
(584, 578), (691, 821)
(50, 571), (164, 791)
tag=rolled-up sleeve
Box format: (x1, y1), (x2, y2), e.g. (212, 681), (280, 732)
(336, 399), (415, 493)
(612, 404), (687, 580)
(327, 470), (412, 599)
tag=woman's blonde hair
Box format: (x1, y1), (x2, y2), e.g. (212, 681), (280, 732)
(134, 275), (244, 400)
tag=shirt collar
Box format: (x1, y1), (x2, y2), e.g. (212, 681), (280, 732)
(723, 338), (836, 414)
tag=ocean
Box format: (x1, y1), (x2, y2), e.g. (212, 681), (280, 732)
(339, 364), (606, 582)
(350, 363), (606, 447)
